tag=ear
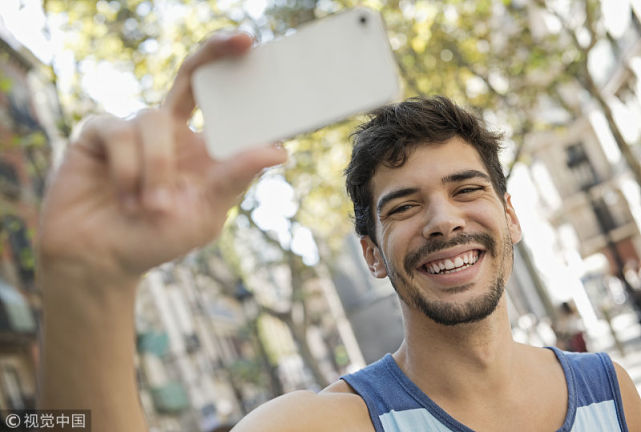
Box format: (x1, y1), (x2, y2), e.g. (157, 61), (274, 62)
(504, 193), (522, 244)
(360, 236), (388, 278)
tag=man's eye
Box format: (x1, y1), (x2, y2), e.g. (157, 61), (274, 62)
(457, 186), (484, 195)
(389, 204), (414, 215)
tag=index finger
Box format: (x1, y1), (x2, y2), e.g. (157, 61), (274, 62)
(163, 32), (253, 121)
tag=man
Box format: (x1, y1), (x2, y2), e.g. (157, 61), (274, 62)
(37, 32), (641, 432)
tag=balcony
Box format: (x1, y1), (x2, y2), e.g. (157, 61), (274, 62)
(150, 381), (190, 413)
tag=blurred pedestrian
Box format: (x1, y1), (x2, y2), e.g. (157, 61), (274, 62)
(554, 301), (588, 352)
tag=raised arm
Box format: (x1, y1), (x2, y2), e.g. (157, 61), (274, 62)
(36, 32), (286, 432)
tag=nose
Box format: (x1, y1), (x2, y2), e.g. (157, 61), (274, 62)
(421, 197), (466, 239)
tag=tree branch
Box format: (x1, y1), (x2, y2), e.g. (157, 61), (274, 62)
(259, 304), (291, 322)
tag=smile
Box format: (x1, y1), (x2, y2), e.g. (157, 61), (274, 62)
(422, 250), (482, 275)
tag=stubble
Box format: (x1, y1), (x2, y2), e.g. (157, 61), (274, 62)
(385, 231), (514, 326)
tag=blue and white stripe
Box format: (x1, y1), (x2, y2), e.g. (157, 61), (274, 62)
(341, 347), (627, 432)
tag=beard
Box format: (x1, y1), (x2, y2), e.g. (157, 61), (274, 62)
(385, 231), (514, 326)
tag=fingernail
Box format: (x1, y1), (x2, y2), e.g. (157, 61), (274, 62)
(147, 187), (172, 210)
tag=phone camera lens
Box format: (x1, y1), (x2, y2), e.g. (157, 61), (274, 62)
(359, 15), (367, 25)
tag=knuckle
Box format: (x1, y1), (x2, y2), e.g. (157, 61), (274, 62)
(83, 113), (115, 129)
(146, 154), (171, 174)
(71, 114), (113, 144)
(137, 108), (170, 127)
(107, 123), (137, 146)
(134, 108), (158, 122)
(114, 164), (138, 187)
(134, 109), (174, 138)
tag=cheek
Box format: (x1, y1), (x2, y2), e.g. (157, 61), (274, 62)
(467, 201), (504, 228)
(380, 219), (422, 265)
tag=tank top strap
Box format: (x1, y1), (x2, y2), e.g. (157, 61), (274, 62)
(547, 346), (628, 432)
(341, 354), (474, 432)
(340, 354), (398, 432)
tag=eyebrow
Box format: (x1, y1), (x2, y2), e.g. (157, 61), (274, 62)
(442, 169), (491, 184)
(376, 170), (492, 214)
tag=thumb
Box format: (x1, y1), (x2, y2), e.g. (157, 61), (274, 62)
(208, 144), (288, 197)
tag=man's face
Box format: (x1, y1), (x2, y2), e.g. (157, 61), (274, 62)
(361, 136), (521, 326)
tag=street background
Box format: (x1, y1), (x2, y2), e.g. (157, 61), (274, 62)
(1, 0), (641, 431)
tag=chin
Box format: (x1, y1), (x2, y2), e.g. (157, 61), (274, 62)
(407, 280), (504, 327)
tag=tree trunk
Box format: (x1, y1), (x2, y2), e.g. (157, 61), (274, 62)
(516, 242), (558, 325)
(286, 314), (330, 389)
(252, 318), (285, 397)
(287, 252), (331, 389)
(582, 64), (641, 189)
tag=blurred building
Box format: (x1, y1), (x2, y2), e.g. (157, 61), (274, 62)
(233, 222), (366, 387)
(0, 22), (64, 409)
(136, 245), (358, 432)
(524, 6), (641, 324)
(135, 253), (274, 432)
(244, 262), (362, 390)
(134, 245), (360, 432)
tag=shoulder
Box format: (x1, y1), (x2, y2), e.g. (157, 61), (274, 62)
(518, 344), (566, 380)
(321, 378), (359, 394)
(231, 382), (372, 432)
(611, 360), (641, 431)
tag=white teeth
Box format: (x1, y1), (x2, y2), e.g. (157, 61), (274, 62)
(422, 250), (481, 275)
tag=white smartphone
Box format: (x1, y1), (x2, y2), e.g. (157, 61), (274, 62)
(192, 7), (401, 159)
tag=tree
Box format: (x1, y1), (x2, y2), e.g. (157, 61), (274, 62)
(513, 0), (641, 312)
(528, 0), (641, 188)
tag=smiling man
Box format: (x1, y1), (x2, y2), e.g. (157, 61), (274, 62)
(37, 35), (641, 432)
(331, 97), (641, 431)
(358, 136), (514, 328)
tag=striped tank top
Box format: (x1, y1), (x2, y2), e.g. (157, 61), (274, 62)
(341, 347), (628, 431)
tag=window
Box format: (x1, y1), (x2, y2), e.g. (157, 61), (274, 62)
(565, 142), (599, 190)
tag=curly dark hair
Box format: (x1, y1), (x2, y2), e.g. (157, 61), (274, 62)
(344, 96), (506, 245)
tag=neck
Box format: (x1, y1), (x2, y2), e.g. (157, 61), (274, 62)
(393, 295), (520, 399)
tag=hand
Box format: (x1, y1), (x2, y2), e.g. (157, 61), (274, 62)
(38, 33), (287, 283)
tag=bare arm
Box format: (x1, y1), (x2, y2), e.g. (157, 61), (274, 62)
(39, 271), (145, 430)
(613, 361), (641, 431)
(37, 32), (287, 432)
(230, 389), (371, 432)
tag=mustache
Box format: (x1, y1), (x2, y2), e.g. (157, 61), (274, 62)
(404, 232), (496, 275)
